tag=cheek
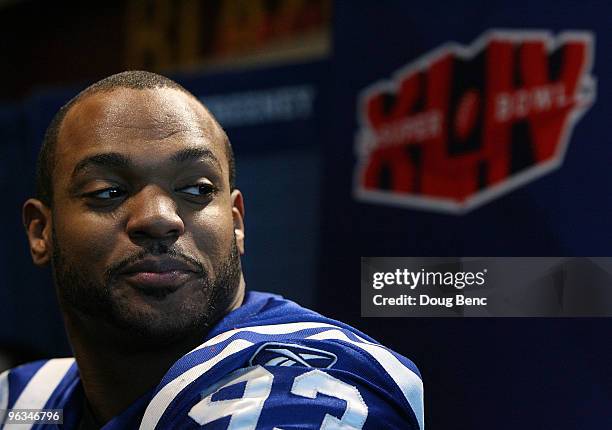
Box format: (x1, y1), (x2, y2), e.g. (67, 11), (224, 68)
(53, 208), (121, 265)
(187, 206), (235, 259)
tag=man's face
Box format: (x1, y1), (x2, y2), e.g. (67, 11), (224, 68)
(43, 88), (244, 344)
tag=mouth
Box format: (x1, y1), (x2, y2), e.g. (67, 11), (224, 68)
(117, 257), (200, 294)
(123, 270), (195, 288)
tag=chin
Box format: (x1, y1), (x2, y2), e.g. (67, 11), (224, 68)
(105, 291), (213, 347)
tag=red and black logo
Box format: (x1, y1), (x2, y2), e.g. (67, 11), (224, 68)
(354, 30), (595, 213)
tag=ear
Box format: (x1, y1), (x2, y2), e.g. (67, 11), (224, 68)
(22, 198), (53, 266)
(231, 189), (245, 255)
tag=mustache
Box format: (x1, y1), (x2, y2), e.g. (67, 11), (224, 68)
(104, 245), (205, 283)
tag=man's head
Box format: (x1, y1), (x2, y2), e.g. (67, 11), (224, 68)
(23, 71), (246, 347)
(36, 71), (236, 207)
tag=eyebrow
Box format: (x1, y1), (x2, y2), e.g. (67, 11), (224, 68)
(71, 152), (132, 178)
(170, 147), (223, 171)
(71, 147), (223, 179)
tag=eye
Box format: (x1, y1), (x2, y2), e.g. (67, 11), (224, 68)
(177, 183), (217, 197)
(85, 187), (126, 200)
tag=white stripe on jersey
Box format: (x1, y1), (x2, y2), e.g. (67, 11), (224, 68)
(190, 322), (341, 352)
(4, 358), (74, 430)
(308, 330), (424, 430)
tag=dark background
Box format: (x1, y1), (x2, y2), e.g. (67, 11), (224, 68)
(1, 1), (611, 428)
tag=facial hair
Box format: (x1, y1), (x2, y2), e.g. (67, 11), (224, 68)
(51, 226), (242, 346)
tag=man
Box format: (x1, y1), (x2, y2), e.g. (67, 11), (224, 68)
(1, 71), (423, 429)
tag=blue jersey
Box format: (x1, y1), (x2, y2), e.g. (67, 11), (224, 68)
(0, 292), (423, 429)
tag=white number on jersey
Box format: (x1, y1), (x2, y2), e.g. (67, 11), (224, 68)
(188, 365), (368, 429)
(188, 366), (274, 429)
(291, 369), (368, 430)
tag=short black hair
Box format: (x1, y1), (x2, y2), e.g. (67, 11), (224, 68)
(36, 70), (235, 206)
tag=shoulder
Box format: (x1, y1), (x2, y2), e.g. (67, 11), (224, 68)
(0, 358), (76, 411)
(142, 293), (424, 429)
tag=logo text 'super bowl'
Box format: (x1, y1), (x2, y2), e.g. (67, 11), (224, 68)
(354, 30), (596, 214)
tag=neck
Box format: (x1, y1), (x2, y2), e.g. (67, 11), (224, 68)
(70, 330), (199, 425)
(63, 278), (245, 425)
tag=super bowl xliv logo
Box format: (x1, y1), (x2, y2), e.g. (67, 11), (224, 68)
(354, 30), (596, 213)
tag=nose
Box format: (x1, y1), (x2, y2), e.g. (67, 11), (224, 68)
(126, 186), (185, 244)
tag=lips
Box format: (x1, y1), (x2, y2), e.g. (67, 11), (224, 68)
(118, 257), (200, 292)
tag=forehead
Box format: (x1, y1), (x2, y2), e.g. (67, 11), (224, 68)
(55, 87), (227, 174)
